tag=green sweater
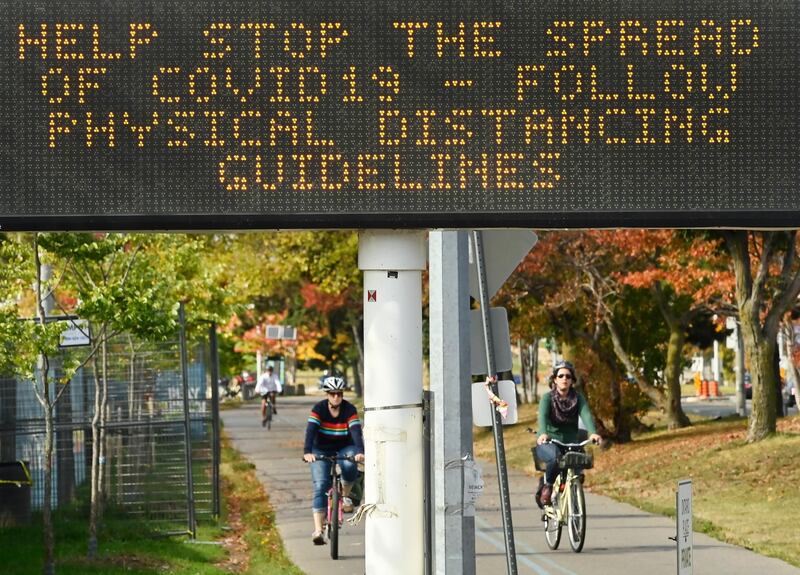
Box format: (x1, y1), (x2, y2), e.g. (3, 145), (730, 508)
(538, 390), (597, 444)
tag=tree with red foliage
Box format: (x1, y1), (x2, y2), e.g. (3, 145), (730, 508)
(503, 229), (733, 433)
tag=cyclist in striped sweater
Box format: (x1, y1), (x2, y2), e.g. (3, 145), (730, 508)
(302, 376), (365, 545)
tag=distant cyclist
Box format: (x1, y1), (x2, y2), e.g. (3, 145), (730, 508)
(255, 365), (281, 426)
(302, 376), (365, 545)
(535, 360), (602, 506)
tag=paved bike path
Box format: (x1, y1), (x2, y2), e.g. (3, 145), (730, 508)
(221, 395), (799, 575)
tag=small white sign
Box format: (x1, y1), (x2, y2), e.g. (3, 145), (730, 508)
(462, 460), (484, 517)
(726, 317), (738, 349)
(59, 319), (91, 348)
(677, 479), (693, 575)
(471, 380), (518, 427)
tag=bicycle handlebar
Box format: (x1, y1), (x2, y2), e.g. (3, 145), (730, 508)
(302, 455), (361, 463)
(525, 427), (599, 448)
(547, 437), (597, 448)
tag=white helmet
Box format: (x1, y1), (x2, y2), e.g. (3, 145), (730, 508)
(321, 376), (346, 392)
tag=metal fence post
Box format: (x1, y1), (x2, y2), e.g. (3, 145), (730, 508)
(209, 322), (221, 518)
(179, 303), (197, 539)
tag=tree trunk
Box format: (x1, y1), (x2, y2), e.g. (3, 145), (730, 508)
(517, 340), (530, 404)
(664, 325), (691, 429)
(741, 310), (778, 442)
(518, 339), (539, 404)
(529, 342), (539, 403)
(42, 376), (55, 575)
(34, 238), (56, 575)
(98, 340), (109, 514)
(87, 354), (101, 558)
(604, 316), (667, 409)
(350, 320), (364, 398)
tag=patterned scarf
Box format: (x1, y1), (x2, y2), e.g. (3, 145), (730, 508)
(550, 387), (579, 425)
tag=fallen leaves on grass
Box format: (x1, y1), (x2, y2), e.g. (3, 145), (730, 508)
(216, 487), (250, 573)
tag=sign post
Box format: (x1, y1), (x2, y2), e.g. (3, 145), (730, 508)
(676, 479), (693, 575)
(471, 230), (517, 575)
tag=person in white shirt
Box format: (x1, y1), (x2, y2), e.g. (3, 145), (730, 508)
(255, 365), (281, 425)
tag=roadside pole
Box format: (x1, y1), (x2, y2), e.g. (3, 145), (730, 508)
(208, 322), (221, 518)
(676, 479), (693, 575)
(429, 230), (475, 575)
(471, 231), (518, 575)
(359, 231), (426, 575)
(178, 303), (197, 539)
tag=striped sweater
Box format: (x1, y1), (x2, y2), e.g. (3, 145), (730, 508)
(304, 399), (364, 454)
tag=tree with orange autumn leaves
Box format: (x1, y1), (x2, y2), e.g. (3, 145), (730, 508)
(219, 232), (363, 392)
(500, 229), (734, 436)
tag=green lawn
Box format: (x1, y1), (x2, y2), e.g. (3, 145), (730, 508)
(0, 508), (227, 575)
(0, 433), (304, 575)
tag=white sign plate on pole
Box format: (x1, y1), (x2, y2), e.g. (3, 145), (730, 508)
(468, 230), (537, 300)
(469, 307), (512, 376)
(725, 317), (738, 349)
(462, 460), (484, 517)
(471, 380), (518, 427)
(677, 479), (693, 575)
(59, 319), (90, 348)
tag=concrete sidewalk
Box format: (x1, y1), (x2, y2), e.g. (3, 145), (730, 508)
(221, 394), (799, 575)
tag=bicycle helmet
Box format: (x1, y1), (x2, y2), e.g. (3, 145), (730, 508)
(552, 360), (576, 380)
(321, 376), (347, 392)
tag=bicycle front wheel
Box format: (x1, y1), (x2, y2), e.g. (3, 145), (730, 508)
(266, 402), (273, 430)
(544, 510), (562, 550)
(329, 486), (340, 559)
(567, 479), (587, 552)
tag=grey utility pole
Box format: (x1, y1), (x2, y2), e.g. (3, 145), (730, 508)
(429, 230), (476, 575)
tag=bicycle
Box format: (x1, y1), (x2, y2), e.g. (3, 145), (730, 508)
(310, 454), (357, 560)
(529, 430), (597, 553)
(261, 392), (275, 430)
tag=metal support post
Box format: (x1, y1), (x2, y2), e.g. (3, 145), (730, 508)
(471, 231), (518, 575)
(209, 322), (221, 518)
(179, 303), (197, 538)
(429, 230), (475, 575)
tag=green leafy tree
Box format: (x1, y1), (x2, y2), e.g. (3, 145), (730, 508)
(38, 233), (186, 557)
(0, 234), (92, 575)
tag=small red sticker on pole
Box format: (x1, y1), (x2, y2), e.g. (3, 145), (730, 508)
(367, 290), (377, 302)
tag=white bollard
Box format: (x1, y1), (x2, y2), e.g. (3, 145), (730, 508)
(359, 230), (426, 575)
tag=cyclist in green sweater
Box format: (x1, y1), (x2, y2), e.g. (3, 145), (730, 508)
(535, 360), (602, 506)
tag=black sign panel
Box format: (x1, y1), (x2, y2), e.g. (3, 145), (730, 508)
(1, 1), (798, 230)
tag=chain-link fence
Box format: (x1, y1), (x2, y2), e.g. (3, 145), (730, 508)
(0, 321), (220, 533)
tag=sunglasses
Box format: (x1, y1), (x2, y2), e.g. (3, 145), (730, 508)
(327, 391), (344, 397)
(556, 373), (573, 380)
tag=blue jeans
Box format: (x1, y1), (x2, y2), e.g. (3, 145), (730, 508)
(310, 445), (359, 513)
(534, 443), (564, 485)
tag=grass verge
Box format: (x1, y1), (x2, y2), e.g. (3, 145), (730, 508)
(0, 434), (304, 575)
(0, 505), (227, 574)
(219, 432), (305, 575)
(473, 402), (800, 567)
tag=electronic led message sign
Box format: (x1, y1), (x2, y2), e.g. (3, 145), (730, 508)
(0, 1), (798, 230)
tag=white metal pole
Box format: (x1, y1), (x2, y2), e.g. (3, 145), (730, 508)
(429, 230), (475, 575)
(359, 230), (426, 575)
